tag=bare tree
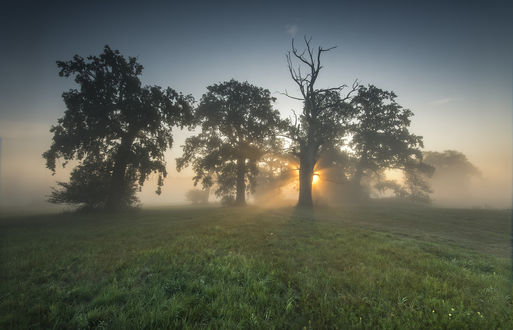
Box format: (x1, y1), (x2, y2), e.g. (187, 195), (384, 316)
(284, 37), (358, 207)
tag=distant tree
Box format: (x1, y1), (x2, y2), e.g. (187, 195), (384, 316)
(350, 85), (432, 190)
(422, 150), (480, 204)
(284, 37), (358, 207)
(185, 189), (209, 205)
(374, 179), (408, 199)
(373, 166), (433, 203)
(423, 150), (480, 180)
(176, 80), (284, 206)
(43, 46), (193, 211)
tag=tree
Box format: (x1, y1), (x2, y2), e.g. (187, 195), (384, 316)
(176, 79), (284, 206)
(422, 150), (480, 205)
(43, 45), (193, 211)
(284, 37), (358, 207)
(423, 150), (480, 180)
(48, 159), (139, 211)
(350, 85), (433, 195)
(185, 189), (209, 205)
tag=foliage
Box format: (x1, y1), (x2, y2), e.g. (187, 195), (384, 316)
(185, 189), (209, 205)
(419, 150), (481, 205)
(423, 150), (480, 180)
(49, 160), (139, 211)
(1, 206), (511, 328)
(350, 85), (433, 185)
(177, 79), (285, 206)
(43, 45), (193, 210)
(313, 85), (434, 203)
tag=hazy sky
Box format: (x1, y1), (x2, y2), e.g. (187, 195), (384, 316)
(0, 0), (512, 208)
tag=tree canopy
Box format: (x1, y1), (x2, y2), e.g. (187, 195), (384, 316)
(43, 45), (193, 211)
(185, 189), (210, 205)
(311, 85), (434, 204)
(350, 85), (433, 194)
(176, 79), (284, 205)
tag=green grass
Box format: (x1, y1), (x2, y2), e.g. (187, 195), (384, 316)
(1, 205), (512, 329)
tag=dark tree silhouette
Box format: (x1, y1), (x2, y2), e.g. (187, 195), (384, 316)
(350, 85), (432, 195)
(284, 37), (358, 208)
(176, 79), (284, 206)
(43, 45), (193, 211)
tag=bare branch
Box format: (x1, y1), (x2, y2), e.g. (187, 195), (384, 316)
(291, 38), (316, 69)
(279, 90), (304, 101)
(341, 79), (360, 102)
(317, 84), (348, 93)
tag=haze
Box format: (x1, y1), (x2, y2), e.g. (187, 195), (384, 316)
(0, 0), (511, 211)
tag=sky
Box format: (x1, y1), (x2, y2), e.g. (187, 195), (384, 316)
(0, 0), (512, 209)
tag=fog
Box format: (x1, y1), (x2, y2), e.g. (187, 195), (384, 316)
(1, 121), (511, 212)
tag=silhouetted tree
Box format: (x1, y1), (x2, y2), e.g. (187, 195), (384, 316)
(284, 37), (358, 207)
(350, 85), (433, 196)
(43, 46), (193, 211)
(176, 80), (284, 206)
(185, 189), (209, 205)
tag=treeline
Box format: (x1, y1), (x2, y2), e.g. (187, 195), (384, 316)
(43, 39), (478, 211)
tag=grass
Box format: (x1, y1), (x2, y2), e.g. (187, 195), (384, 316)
(1, 204), (512, 329)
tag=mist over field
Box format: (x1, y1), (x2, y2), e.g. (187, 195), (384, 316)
(0, 124), (511, 210)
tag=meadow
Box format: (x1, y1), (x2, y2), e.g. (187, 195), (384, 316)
(1, 204), (512, 329)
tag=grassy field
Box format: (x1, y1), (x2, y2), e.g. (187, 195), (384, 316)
(1, 204), (512, 329)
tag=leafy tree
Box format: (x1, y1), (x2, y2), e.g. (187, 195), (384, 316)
(423, 150), (480, 180)
(350, 85), (430, 186)
(43, 45), (193, 211)
(348, 85), (433, 200)
(185, 189), (209, 205)
(422, 150), (480, 204)
(284, 37), (358, 207)
(309, 84), (433, 204)
(48, 159), (140, 211)
(176, 79), (283, 206)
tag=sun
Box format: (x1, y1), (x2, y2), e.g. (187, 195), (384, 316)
(312, 173), (320, 185)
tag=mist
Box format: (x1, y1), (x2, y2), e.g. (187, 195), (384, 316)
(1, 128), (511, 212)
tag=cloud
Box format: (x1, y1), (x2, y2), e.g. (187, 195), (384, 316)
(285, 24), (298, 37)
(429, 97), (458, 105)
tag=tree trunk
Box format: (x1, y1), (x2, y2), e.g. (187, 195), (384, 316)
(106, 134), (135, 211)
(353, 167), (363, 188)
(351, 158), (368, 201)
(234, 157), (246, 206)
(297, 148), (316, 208)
